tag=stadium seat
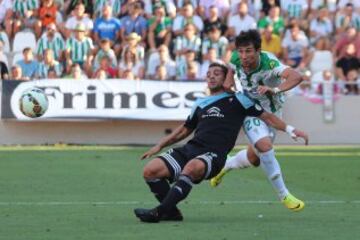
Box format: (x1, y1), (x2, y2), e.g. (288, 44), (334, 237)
(12, 52), (24, 66)
(0, 31), (11, 53)
(309, 50), (333, 74)
(13, 31), (37, 53)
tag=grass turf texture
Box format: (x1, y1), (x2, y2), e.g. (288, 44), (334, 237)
(0, 146), (359, 240)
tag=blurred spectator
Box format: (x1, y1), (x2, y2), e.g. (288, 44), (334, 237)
(120, 1), (147, 45)
(146, 44), (176, 80)
(0, 59), (8, 79)
(17, 47), (39, 79)
(38, 0), (58, 30)
(154, 64), (168, 81)
(336, 43), (360, 95)
(333, 26), (360, 60)
(174, 23), (201, 63)
(118, 47), (145, 79)
(121, 32), (145, 61)
(261, 0), (280, 16)
(200, 48), (217, 79)
(64, 3), (93, 38)
(37, 48), (62, 78)
(92, 55), (117, 78)
(282, 22), (309, 69)
(335, 3), (360, 34)
(185, 61), (200, 80)
(309, 7), (334, 44)
(258, 6), (285, 36)
(93, 69), (107, 80)
(9, 0), (40, 38)
(261, 24), (282, 58)
(36, 23), (65, 61)
(201, 26), (229, 62)
(281, 0), (308, 20)
(227, 2), (256, 41)
(94, 0), (122, 18)
(172, 3), (203, 37)
(198, 0), (230, 21)
(176, 49), (200, 80)
(230, 0), (260, 19)
(64, 0), (93, 16)
(174, 0), (197, 9)
(11, 65), (28, 80)
(65, 63), (88, 79)
(47, 68), (58, 78)
(203, 5), (227, 36)
(0, 0), (13, 38)
(93, 38), (117, 72)
(93, 5), (122, 54)
(147, 4), (172, 51)
(65, 23), (94, 74)
(337, 0), (360, 11)
(122, 69), (135, 80)
(143, 0), (176, 19)
(310, 0), (337, 19)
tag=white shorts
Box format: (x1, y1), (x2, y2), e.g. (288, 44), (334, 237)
(243, 113), (281, 145)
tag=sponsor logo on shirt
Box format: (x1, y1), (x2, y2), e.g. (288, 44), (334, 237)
(202, 106), (224, 118)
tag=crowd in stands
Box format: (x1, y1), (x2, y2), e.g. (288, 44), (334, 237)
(0, 0), (359, 95)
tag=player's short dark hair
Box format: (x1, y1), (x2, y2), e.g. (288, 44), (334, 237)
(235, 29), (261, 50)
(209, 62), (228, 76)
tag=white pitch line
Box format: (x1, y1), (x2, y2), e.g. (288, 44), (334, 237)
(0, 200), (359, 206)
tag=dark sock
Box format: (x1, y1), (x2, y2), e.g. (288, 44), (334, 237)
(157, 174), (193, 215)
(146, 178), (170, 202)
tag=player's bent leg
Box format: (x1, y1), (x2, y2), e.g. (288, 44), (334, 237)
(210, 145), (260, 187)
(135, 159), (205, 223)
(255, 137), (305, 212)
(143, 158), (172, 203)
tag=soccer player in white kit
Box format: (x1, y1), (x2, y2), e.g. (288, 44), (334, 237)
(210, 30), (305, 211)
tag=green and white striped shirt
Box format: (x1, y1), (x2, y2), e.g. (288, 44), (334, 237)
(36, 33), (65, 60)
(66, 37), (94, 63)
(230, 51), (288, 113)
(201, 37), (228, 59)
(37, 60), (63, 78)
(13, 0), (39, 17)
(94, 0), (122, 17)
(281, 0), (308, 19)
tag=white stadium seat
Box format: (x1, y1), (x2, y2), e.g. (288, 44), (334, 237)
(13, 31), (37, 53)
(309, 50), (333, 74)
(0, 31), (11, 53)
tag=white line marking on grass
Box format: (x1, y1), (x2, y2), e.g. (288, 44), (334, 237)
(0, 200), (359, 206)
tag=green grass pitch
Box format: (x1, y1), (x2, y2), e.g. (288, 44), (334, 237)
(0, 146), (359, 240)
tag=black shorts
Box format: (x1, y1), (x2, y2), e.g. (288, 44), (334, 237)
(158, 143), (226, 183)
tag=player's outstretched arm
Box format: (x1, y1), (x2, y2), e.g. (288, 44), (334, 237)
(141, 124), (193, 160)
(257, 68), (303, 95)
(259, 112), (309, 145)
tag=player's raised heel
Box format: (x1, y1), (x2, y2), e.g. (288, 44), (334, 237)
(210, 169), (228, 187)
(282, 193), (305, 212)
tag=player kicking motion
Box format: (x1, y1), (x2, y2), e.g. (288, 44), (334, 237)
(210, 30), (305, 211)
(134, 62), (308, 223)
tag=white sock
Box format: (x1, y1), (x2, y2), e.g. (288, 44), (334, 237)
(224, 150), (253, 171)
(258, 149), (289, 200)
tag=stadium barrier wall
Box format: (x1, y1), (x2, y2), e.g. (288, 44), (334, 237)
(0, 80), (359, 145)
